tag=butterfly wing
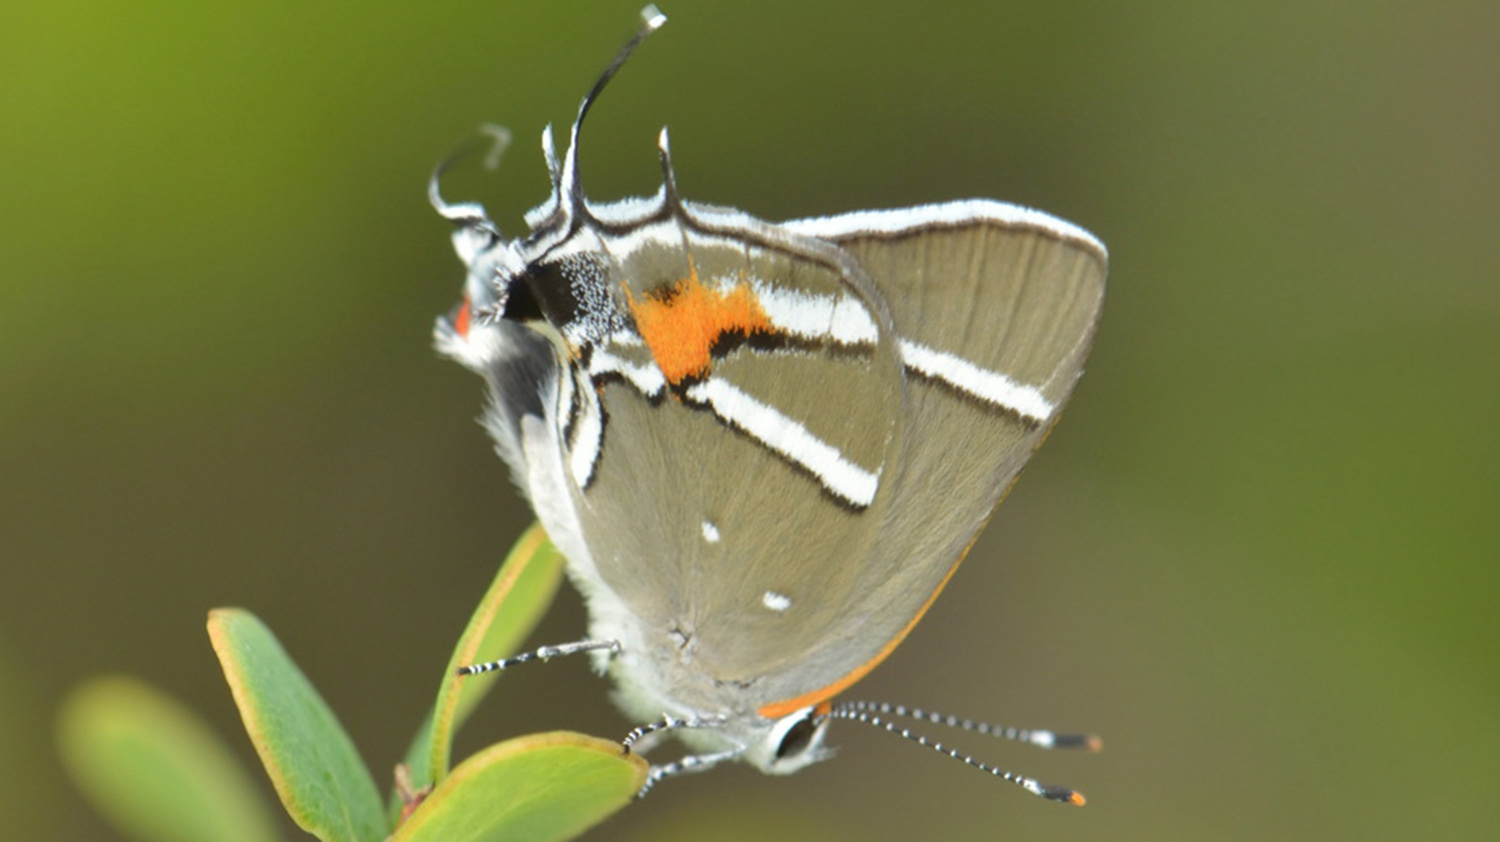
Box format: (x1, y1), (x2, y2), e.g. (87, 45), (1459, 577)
(542, 204), (913, 714)
(444, 196), (1104, 719)
(744, 202), (1108, 713)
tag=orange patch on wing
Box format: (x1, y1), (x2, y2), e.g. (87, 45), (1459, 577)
(628, 268), (773, 384)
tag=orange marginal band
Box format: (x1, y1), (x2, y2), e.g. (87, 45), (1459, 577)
(757, 548), (969, 720)
(627, 267), (773, 385)
(756, 383), (1059, 720)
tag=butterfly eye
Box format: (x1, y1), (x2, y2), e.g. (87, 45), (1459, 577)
(774, 711), (821, 761)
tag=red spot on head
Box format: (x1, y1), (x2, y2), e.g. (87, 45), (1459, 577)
(628, 268), (774, 384)
(454, 296), (472, 338)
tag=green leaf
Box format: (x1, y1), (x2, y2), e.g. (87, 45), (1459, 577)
(57, 676), (281, 842)
(392, 732), (647, 842)
(208, 608), (386, 842)
(398, 523), (566, 795)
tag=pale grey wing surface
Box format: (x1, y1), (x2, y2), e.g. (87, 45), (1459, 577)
(752, 203), (1108, 704)
(560, 209), (914, 711)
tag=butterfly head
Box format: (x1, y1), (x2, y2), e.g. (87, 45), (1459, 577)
(750, 704), (834, 774)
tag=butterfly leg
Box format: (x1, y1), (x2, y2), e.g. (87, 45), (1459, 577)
(636, 747), (744, 799)
(455, 638), (621, 676)
(620, 712), (742, 797)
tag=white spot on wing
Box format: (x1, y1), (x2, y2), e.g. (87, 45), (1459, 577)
(683, 377), (880, 507)
(762, 591), (792, 612)
(899, 339), (1054, 422)
(701, 521), (720, 543)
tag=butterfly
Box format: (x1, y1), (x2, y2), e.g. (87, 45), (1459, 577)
(434, 6), (1105, 801)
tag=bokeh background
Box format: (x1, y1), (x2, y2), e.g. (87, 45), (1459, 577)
(4, 1), (1496, 839)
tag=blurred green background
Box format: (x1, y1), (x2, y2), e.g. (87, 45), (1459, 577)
(3, 0), (1496, 839)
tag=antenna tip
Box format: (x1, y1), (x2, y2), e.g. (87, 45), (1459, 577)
(641, 5), (667, 30)
(1032, 781), (1087, 805)
(1048, 732), (1104, 751)
(1044, 786), (1092, 804)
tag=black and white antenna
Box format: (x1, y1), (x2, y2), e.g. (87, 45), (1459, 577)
(824, 701), (1100, 806)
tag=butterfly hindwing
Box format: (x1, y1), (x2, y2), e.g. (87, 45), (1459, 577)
(747, 203), (1107, 706)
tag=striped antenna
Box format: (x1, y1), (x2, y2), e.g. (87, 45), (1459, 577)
(836, 701), (1102, 751)
(825, 701), (1098, 806)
